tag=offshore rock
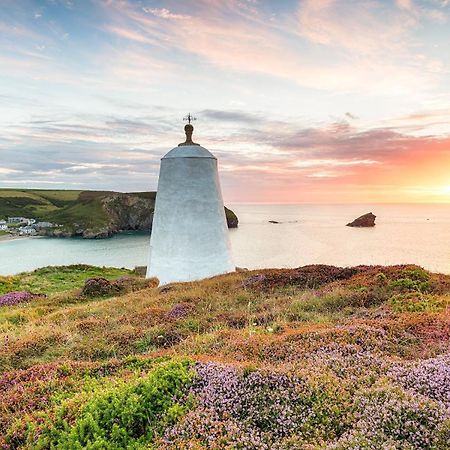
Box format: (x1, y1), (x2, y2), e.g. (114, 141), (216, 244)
(225, 207), (238, 228)
(82, 228), (112, 239)
(347, 212), (376, 227)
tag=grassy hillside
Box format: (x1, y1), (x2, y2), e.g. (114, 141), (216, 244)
(0, 189), (237, 237)
(0, 264), (449, 448)
(0, 190), (157, 237)
(0, 189), (82, 218)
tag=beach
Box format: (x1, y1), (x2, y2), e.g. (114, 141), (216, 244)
(0, 234), (29, 242)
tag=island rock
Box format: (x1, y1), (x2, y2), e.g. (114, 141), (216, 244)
(346, 212), (376, 227)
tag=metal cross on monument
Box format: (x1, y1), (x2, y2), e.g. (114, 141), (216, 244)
(179, 113), (200, 146)
(183, 113), (197, 125)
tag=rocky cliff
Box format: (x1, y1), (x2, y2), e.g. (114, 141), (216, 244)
(40, 191), (238, 239)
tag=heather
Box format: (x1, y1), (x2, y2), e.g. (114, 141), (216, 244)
(0, 264), (449, 449)
(0, 291), (41, 308)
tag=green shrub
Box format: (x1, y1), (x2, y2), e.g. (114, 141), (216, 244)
(389, 277), (432, 294)
(403, 268), (430, 282)
(35, 360), (194, 449)
(390, 293), (447, 313)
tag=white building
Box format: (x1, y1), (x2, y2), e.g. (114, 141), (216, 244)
(8, 217), (27, 223)
(19, 226), (36, 235)
(35, 221), (53, 229)
(8, 217), (35, 226)
(0, 220), (7, 231)
(147, 121), (234, 285)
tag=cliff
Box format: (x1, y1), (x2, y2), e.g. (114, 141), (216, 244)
(0, 189), (238, 239)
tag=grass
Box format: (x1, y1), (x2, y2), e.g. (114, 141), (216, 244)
(45, 197), (110, 230)
(1, 264), (449, 370)
(30, 189), (82, 202)
(0, 264), (449, 449)
(0, 264), (134, 296)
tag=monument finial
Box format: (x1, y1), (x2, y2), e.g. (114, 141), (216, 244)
(184, 113), (196, 125)
(179, 113), (200, 146)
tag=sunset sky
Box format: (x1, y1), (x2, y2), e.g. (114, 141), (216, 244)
(0, 0), (449, 203)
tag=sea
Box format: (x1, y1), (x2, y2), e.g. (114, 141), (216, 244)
(0, 204), (449, 276)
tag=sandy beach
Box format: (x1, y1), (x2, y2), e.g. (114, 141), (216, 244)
(0, 234), (29, 243)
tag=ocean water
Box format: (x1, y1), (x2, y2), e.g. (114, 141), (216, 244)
(0, 204), (449, 276)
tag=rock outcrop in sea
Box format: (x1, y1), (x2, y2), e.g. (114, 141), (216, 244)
(346, 212), (376, 227)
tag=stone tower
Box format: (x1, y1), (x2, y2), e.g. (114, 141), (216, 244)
(146, 119), (234, 285)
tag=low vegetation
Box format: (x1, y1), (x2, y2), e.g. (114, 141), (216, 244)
(0, 265), (133, 295)
(0, 264), (449, 449)
(0, 189), (82, 219)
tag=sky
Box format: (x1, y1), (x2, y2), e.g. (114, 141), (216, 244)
(0, 0), (449, 203)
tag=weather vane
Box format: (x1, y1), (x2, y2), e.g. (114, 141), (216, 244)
(179, 113), (200, 146)
(183, 113), (197, 125)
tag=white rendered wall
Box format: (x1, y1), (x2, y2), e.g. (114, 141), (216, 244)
(147, 145), (235, 285)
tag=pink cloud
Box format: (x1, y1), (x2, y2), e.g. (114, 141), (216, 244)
(100, 0), (444, 95)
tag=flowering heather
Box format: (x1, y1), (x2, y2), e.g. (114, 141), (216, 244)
(304, 344), (391, 382)
(0, 291), (38, 307)
(166, 303), (190, 319)
(331, 385), (450, 449)
(163, 362), (348, 448)
(388, 353), (450, 410)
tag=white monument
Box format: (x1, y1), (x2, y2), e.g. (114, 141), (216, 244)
(146, 115), (235, 285)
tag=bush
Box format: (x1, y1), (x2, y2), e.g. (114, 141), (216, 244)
(35, 360), (194, 449)
(390, 293), (447, 313)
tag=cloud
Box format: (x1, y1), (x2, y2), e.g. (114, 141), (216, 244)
(142, 7), (190, 20)
(201, 109), (260, 124)
(1, 109), (449, 202)
(296, 0), (416, 54)
(97, 0), (447, 96)
(0, 1), (449, 202)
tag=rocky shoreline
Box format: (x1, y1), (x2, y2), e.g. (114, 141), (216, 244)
(38, 192), (239, 239)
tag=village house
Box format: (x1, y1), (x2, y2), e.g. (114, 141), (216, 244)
(34, 221), (54, 229)
(0, 220), (8, 231)
(8, 217), (26, 223)
(8, 217), (35, 226)
(19, 225), (37, 235)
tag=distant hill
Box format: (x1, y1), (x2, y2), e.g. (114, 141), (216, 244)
(0, 189), (238, 239)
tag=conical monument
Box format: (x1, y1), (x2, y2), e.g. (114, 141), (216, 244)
(146, 115), (235, 285)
